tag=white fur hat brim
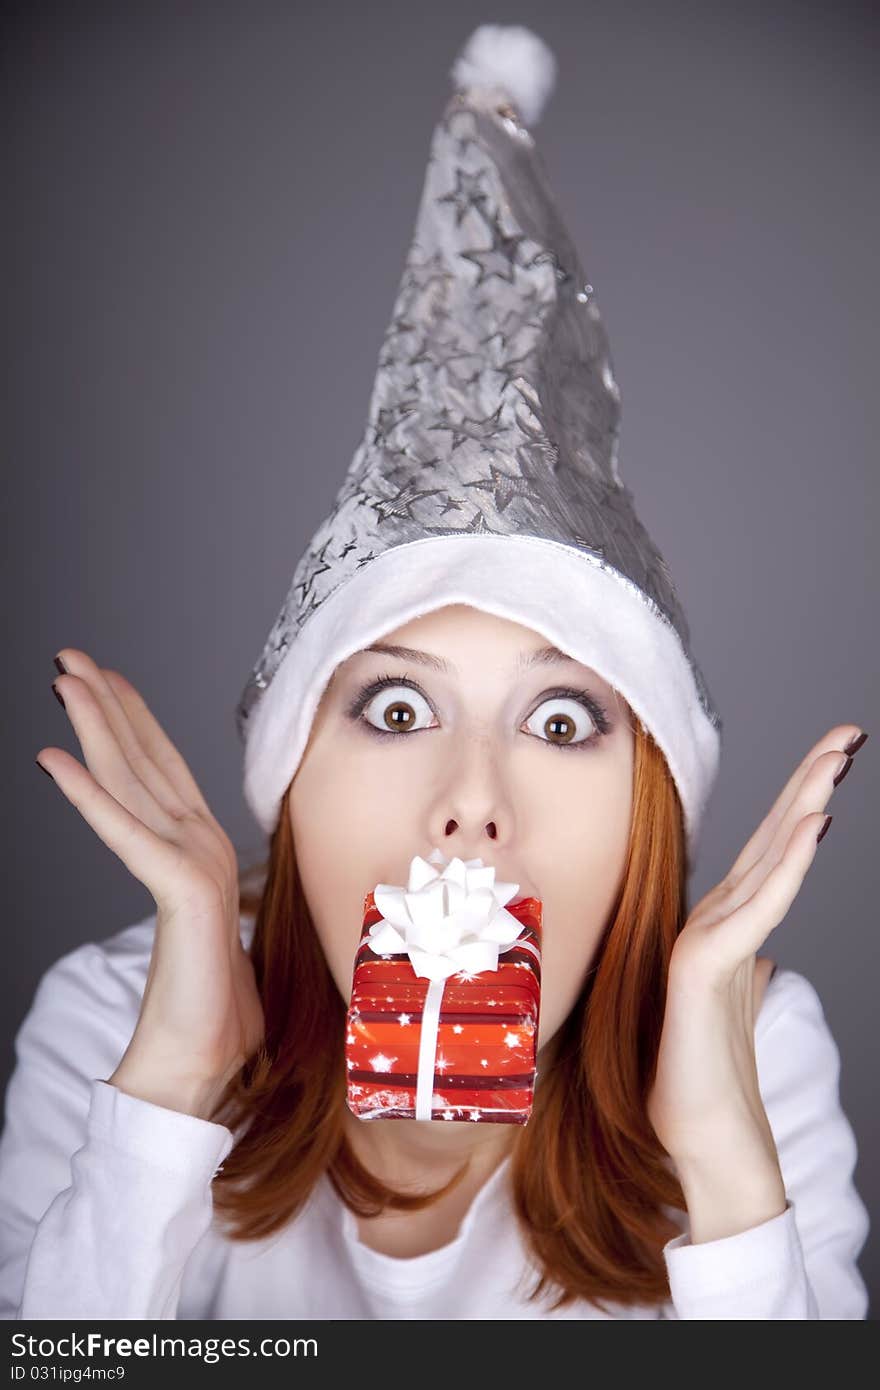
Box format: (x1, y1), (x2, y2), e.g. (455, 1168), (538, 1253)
(241, 534), (720, 866)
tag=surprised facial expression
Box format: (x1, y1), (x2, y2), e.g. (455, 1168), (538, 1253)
(288, 603), (635, 1055)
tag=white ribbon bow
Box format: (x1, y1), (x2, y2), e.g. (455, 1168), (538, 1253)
(367, 847), (528, 1121)
(369, 846), (526, 983)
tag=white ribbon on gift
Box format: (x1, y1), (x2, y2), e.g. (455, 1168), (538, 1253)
(368, 847), (527, 1121)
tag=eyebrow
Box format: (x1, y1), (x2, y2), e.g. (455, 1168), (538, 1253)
(361, 641), (582, 673)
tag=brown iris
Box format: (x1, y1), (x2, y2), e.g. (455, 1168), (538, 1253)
(544, 713), (576, 745)
(383, 700), (417, 731)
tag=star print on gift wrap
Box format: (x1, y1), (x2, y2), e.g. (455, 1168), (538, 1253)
(369, 1053), (397, 1073)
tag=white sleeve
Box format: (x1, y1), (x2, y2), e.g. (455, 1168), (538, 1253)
(661, 968), (870, 1319)
(0, 937), (235, 1320)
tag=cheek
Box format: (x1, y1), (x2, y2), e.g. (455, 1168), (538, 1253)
(289, 737), (428, 1002)
(298, 732), (426, 848)
(535, 913), (604, 1055)
(529, 762), (633, 1051)
(289, 749), (364, 1000)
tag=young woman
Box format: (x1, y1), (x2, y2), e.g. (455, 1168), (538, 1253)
(1, 614), (870, 1320)
(0, 25), (870, 1319)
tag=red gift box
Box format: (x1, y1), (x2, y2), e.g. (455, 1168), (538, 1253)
(345, 891), (542, 1124)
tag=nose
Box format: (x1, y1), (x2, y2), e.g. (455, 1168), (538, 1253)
(432, 737), (506, 855)
(442, 814), (497, 846)
(437, 801), (499, 872)
(426, 737), (537, 892)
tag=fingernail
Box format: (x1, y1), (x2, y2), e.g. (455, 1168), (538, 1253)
(816, 815), (833, 845)
(51, 681), (66, 711)
(833, 755), (854, 787)
(35, 759), (55, 782)
(53, 655), (69, 676)
(844, 731), (868, 756)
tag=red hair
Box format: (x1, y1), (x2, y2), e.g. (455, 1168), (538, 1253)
(209, 715), (689, 1313)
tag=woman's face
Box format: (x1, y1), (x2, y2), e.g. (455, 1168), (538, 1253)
(288, 603), (635, 1054)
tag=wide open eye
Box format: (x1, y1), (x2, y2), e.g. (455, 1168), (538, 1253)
(523, 696), (599, 750)
(361, 683), (435, 736)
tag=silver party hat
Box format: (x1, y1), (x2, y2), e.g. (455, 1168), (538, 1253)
(235, 24), (722, 864)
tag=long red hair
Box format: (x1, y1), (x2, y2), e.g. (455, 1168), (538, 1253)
(209, 714), (689, 1314)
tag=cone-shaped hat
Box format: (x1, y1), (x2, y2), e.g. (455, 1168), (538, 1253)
(235, 24), (722, 865)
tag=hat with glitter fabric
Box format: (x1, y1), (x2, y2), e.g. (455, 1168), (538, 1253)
(234, 23), (722, 866)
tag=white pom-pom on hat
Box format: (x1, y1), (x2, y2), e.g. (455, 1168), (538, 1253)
(450, 23), (558, 127)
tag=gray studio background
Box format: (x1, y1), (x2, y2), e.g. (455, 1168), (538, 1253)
(4, 0), (878, 1312)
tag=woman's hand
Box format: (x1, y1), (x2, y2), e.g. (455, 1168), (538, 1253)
(36, 648), (265, 1119)
(647, 723), (866, 1177)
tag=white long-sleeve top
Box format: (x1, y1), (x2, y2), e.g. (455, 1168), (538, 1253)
(0, 913), (870, 1320)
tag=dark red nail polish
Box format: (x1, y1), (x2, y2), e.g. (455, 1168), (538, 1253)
(844, 731), (868, 756)
(36, 759), (55, 782)
(816, 815), (832, 845)
(833, 755), (854, 788)
(52, 682), (66, 710)
(53, 655), (69, 676)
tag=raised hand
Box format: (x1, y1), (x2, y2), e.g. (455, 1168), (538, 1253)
(646, 723), (866, 1218)
(36, 648), (265, 1120)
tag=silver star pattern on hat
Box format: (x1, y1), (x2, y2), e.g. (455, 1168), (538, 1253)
(235, 79), (721, 742)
